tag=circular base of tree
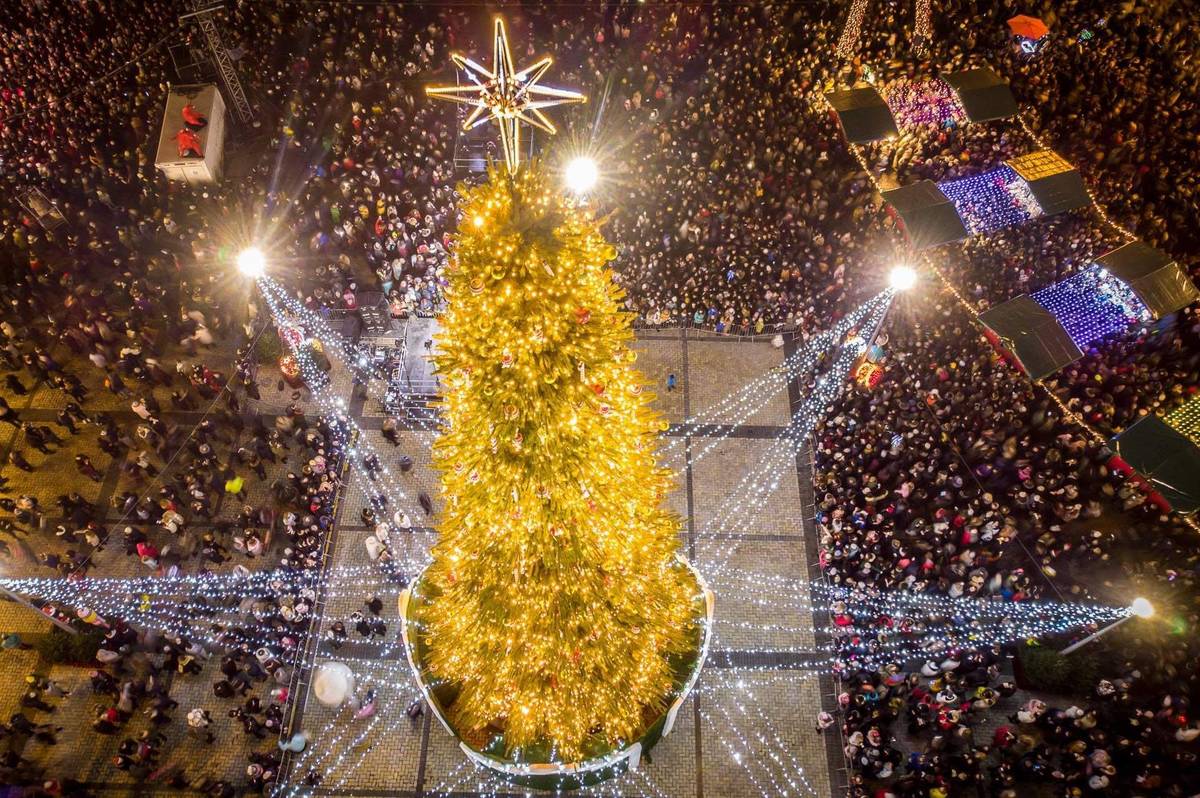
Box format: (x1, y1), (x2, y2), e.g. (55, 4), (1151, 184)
(399, 558), (713, 791)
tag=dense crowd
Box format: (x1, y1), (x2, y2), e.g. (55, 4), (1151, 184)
(0, 0), (1195, 795)
(812, 2), (1200, 796)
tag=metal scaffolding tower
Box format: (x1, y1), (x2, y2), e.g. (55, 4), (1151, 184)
(181, 2), (252, 125)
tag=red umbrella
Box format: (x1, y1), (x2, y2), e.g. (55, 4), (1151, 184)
(1008, 14), (1049, 40)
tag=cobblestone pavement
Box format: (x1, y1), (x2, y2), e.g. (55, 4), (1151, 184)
(0, 332), (325, 792)
(0, 327), (839, 796)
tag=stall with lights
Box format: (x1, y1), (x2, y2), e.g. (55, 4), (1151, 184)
(978, 295), (1082, 380)
(1029, 264), (1153, 350)
(827, 65), (1016, 142)
(884, 149), (1090, 246)
(1111, 413), (1200, 515)
(938, 165), (1044, 234)
(978, 248), (1196, 378)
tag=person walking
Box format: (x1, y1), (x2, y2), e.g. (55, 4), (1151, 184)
(0, 397), (20, 428)
(75, 454), (102, 482)
(381, 416), (401, 445)
(9, 450), (34, 472)
(223, 471), (246, 501)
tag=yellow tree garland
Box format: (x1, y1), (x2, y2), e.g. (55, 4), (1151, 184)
(418, 164), (698, 761)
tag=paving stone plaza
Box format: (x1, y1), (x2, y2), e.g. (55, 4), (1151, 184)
(0, 321), (845, 796)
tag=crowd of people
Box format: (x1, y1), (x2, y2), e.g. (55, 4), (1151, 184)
(0, 0), (1195, 795)
(810, 2), (1200, 796)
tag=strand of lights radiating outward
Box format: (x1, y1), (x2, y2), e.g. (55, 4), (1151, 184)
(275, 662), (405, 798)
(254, 286), (441, 568)
(255, 277), (443, 541)
(699, 295), (891, 582)
(0, 564), (388, 597)
(259, 283), (433, 572)
(720, 571), (1134, 621)
(258, 280), (444, 571)
(9, 583), (408, 664)
(4, 560), (1126, 674)
(257, 276), (441, 429)
(324, 712), (406, 794)
(698, 705), (804, 798)
(663, 292), (892, 467)
(701, 664), (821, 796)
(699, 333), (874, 582)
(426, 760), (472, 797)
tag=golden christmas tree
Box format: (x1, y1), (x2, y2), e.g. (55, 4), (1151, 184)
(416, 164), (700, 763)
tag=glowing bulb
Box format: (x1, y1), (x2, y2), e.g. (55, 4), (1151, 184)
(473, 215), (484, 228)
(237, 247), (266, 278)
(564, 157), (598, 195)
(889, 264), (917, 291)
(1130, 597), (1154, 618)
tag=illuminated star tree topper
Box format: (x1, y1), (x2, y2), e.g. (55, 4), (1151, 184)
(426, 17), (585, 173)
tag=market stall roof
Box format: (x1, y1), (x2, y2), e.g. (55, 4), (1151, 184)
(941, 67), (1018, 123)
(1007, 150), (1090, 216)
(978, 294), (1081, 380)
(1111, 415), (1200, 514)
(881, 181), (968, 249)
(825, 86), (898, 143)
(1095, 242), (1200, 319)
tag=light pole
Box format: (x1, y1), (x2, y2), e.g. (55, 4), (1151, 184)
(237, 247), (266, 279)
(564, 156), (599, 196)
(1061, 597), (1153, 655)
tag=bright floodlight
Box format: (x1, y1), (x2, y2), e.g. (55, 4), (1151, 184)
(565, 157), (599, 195)
(889, 264), (917, 291)
(237, 247), (266, 278)
(1130, 597), (1154, 618)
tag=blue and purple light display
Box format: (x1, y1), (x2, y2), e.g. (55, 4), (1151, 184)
(938, 166), (1044, 234)
(885, 79), (968, 130)
(1032, 265), (1151, 349)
